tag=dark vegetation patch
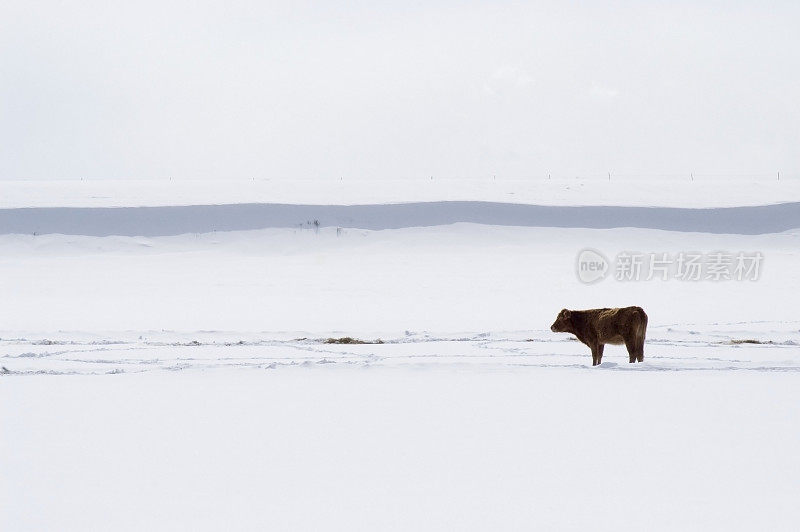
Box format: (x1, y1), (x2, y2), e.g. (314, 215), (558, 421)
(324, 337), (384, 345)
(728, 339), (772, 345)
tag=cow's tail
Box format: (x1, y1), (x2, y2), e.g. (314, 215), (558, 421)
(635, 307), (647, 362)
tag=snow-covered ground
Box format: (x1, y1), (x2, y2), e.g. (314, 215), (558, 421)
(2, 179), (800, 530)
(2, 322), (800, 376)
(4, 367), (800, 531)
(0, 223), (796, 332)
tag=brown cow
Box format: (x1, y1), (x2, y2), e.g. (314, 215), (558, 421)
(550, 306), (648, 366)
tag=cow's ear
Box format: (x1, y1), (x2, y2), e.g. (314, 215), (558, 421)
(561, 308), (571, 317)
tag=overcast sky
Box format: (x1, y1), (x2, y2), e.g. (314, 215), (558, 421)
(1, 1), (797, 180)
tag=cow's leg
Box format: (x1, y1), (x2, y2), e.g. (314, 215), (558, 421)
(590, 343), (603, 366)
(636, 338), (644, 362)
(625, 337), (637, 363)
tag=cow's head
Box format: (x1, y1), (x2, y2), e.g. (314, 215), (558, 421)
(550, 309), (572, 333)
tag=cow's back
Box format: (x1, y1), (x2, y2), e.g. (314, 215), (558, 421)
(595, 306), (646, 344)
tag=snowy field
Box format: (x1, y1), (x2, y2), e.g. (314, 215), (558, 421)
(1, 176), (798, 208)
(2, 179), (800, 530)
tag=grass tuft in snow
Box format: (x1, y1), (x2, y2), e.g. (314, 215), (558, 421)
(323, 337), (384, 345)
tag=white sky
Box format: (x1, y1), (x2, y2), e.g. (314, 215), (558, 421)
(1, 1), (798, 180)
